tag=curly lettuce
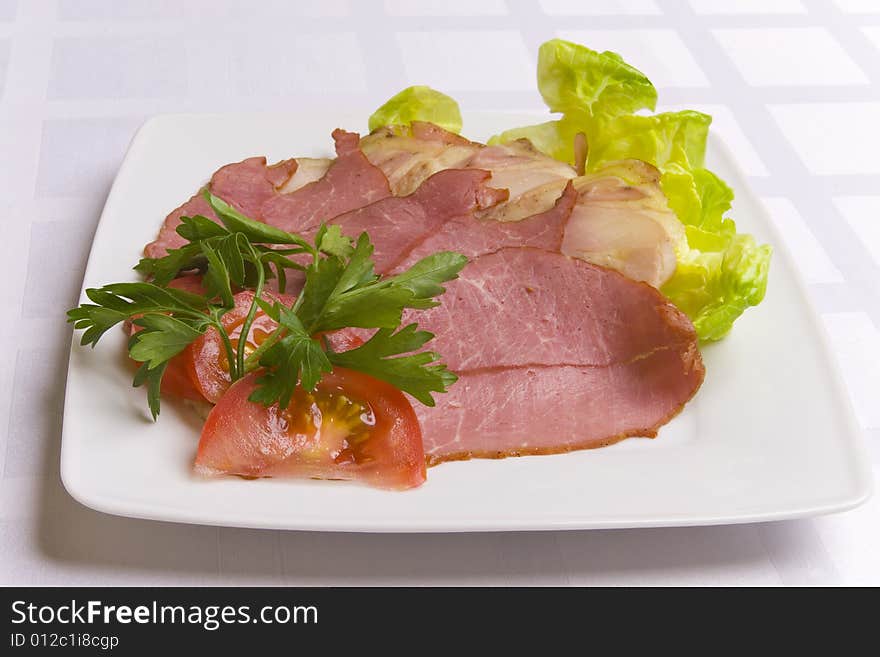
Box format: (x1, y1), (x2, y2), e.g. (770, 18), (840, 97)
(368, 85), (462, 134)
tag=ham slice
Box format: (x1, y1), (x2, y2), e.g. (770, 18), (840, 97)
(406, 248), (704, 464)
(144, 157), (297, 259)
(360, 123), (575, 221)
(360, 123), (682, 288)
(327, 168), (508, 273)
(469, 139), (577, 223)
(391, 181), (577, 273)
(144, 130), (389, 259)
(407, 247), (697, 372)
(421, 351), (703, 464)
(261, 129), (392, 234)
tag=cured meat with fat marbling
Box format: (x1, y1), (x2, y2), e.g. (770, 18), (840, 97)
(406, 248), (704, 463)
(261, 129), (392, 234)
(390, 180), (578, 273)
(144, 130), (389, 259)
(327, 168), (508, 273)
(420, 350), (703, 464)
(144, 157), (297, 258)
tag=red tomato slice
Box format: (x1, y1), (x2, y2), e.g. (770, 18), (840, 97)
(158, 354), (205, 400)
(185, 290), (297, 403)
(194, 368), (426, 490)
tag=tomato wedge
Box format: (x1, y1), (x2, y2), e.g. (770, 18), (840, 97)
(185, 290), (297, 403)
(194, 368), (426, 490)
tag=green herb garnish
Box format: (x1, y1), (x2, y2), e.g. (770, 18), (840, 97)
(68, 191), (466, 419)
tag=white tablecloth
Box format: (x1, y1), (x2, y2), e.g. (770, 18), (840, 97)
(2, 0), (879, 586)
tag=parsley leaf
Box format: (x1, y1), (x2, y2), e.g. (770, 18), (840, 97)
(67, 282), (208, 347)
(327, 325), (458, 406)
(316, 224), (355, 259)
(383, 251), (469, 303)
(128, 314), (208, 368)
(135, 242), (205, 286)
(133, 361), (168, 421)
(176, 213), (229, 241)
(296, 233), (467, 334)
(205, 190), (313, 250)
(200, 239), (235, 308)
(249, 304), (331, 408)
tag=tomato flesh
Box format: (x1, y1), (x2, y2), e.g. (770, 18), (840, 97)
(195, 368), (426, 490)
(158, 353), (205, 401)
(185, 290), (296, 403)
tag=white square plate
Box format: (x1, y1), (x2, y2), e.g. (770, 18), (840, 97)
(61, 111), (873, 532)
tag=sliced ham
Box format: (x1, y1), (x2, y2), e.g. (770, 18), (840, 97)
(360, 123), (682, 288)
(261, 129), (392, 234)
(328, 168), (508, 273)
(147, 123), (681, 291)
(391, 180), (577, 273)
(212, 157), (298, 219)
(145, 130), (388, 259)
(404, 248), (703, 463)
(144, 157), (297, 259)
(407, 247), (698, 373)
(143, 123), (705, 469)
(420, 350), (703, 464)
(469, 139), (576, 223)
(360, 123), (575, 222)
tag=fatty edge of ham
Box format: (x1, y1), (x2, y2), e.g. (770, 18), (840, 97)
(360, 124), (683, 289)
(562, 160), (685, 288)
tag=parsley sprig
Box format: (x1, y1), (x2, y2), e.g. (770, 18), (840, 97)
(68, 191), (466, 419)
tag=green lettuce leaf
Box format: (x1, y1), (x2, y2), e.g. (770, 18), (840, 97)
(659, 168), (771, 341)
(368, 85), (462, 134)
(488, 38), (771, 341)
(536, 38), (657, 117)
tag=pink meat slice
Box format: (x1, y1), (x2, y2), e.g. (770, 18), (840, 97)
(145, 129), (389, 260)
(144, 157), (297, 259)
(328, 168), (508, 273)
(390, 181), (577, 273)
(406, 247), (699, 372)
(420, 350), (704, 464)
(261, 129), (392, 234)
(406, 248), (703, 464)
